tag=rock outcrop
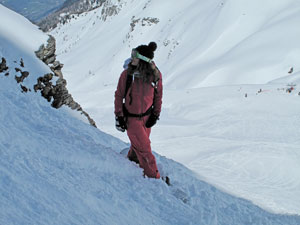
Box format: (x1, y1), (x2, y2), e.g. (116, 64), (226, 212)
(1, 50), (96, 127)
(0, 57), (9, 75)
(35, 35), (56, 65)
(34, 35), (97, 127)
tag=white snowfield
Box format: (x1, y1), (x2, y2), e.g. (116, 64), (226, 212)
(48, 0), (300, 216)
(1, 2), (300, 225)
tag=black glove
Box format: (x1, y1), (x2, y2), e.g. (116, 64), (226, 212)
(115, 116), (127, 132)
(145, 113), (159, 128)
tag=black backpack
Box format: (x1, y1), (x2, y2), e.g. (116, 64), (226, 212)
(123, 70), (160, 117)
(124, 70), (160, 99)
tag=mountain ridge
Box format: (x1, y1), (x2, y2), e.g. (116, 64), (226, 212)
(38, 0), (105, 32)
(0, 0), (63, 22)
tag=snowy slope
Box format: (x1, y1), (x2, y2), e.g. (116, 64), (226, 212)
(2, 4), (300, 225)
(48, 0), (300, 216)
(1, 88), (300, 225)
(49, 0), (300, 89)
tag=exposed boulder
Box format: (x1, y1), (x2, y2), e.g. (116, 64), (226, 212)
(15, 70), (30, 83)
(20, 84), (30, 93)
(35, 35), (56, 64)
(50, 61), (64, 78)
(0, 57), (8, 73)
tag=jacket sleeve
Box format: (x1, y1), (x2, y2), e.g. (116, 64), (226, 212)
(114, 70), (127, 117)
(153, 71), (163, 116)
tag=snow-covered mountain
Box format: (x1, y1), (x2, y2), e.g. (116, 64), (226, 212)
(0, 0), (63, 22)
(47, 0), (300, 217)
(38, 0), (103, 32)
(1, 1), (300, 225)
(50, 0), (300, 87)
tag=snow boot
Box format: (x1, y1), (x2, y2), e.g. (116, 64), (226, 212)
(162, 176), (171, 186)
(128, 148), (140, 164)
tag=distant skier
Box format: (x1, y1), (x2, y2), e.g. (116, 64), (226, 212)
(114, 42), (162, 179)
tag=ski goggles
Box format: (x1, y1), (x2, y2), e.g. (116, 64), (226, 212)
(131, 49), (152, 63)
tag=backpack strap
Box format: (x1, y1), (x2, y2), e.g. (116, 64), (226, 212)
(123, 104), (153, 118)
(124, 72), (133, 105)
(124, 73), (132, 97)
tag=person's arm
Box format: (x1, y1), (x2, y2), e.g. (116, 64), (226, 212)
(114, 70), (127, 117)
(152, 70), (163, 116)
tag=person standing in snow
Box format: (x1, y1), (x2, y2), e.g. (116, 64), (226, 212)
(114, 42), (162, 179)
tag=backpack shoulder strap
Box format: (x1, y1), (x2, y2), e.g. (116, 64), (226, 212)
(124, 72), (132, 98)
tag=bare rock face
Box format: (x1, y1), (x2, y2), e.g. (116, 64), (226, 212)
(34, 35), (97, 128)
(34, 36), (97, 127)
(35, 35), (56, 65)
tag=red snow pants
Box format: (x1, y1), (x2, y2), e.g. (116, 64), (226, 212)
(126, 116), (160, 179)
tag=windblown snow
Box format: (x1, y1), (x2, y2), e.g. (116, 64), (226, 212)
(1, 0), (300, 224)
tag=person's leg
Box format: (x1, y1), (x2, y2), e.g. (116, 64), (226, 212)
(127, 117), (160, 178)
